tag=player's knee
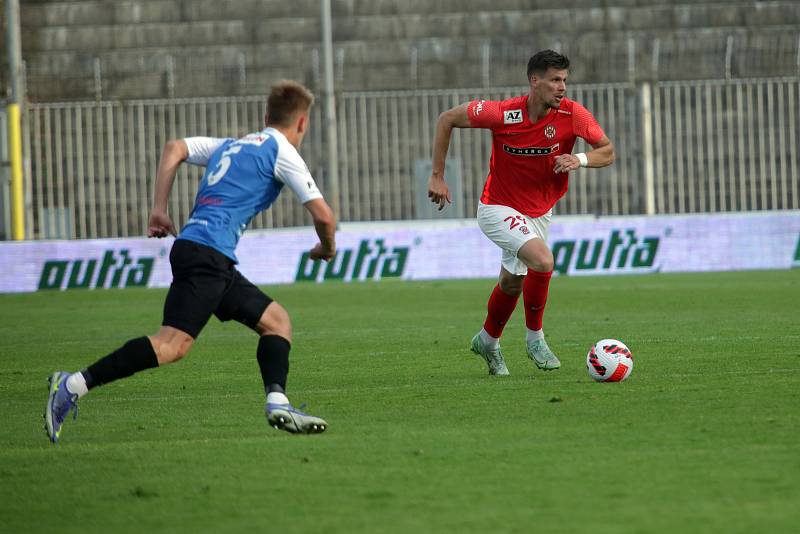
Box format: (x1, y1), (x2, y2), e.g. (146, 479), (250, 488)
(257, 302), (292, 340)
(526, 249), (554, 272)
(517, 239), (553, 273)
(151, 329), (194, 364)
(533, 253), (554, 273)
(499, 276), (523, 296)
(172, 341), (192, 362)
(159, 340), (191, 364)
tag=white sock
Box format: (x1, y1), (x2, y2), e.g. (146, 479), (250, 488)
(267, 392), (290, 405)
(479, 329), (500, 350)
(65, 372), (89, 398)
(526, 328), (544, 343)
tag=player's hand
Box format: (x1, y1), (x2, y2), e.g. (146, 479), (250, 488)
(147, 209), (177, 238)
(309, 242), (336, 261)
(553, 154), (581, 174)
(427, 175), (452, 211)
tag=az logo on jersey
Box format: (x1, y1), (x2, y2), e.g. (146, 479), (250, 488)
(503, 109), (523, 124)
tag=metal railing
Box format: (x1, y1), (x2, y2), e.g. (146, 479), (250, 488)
(22, 77), (800, 240)
(648, 78), (799, 214)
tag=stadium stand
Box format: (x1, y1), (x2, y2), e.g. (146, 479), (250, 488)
(2, 0), (799, 101)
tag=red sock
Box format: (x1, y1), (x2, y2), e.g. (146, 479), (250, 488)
(483, 285), (520, 338)
(523, 270), (552, 331)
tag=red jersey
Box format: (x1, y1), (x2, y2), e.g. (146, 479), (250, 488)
(468, 95), (605, 217)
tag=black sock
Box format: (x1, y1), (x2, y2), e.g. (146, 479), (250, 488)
(257, 335), (290, 394)
(84, 336), (159, 389)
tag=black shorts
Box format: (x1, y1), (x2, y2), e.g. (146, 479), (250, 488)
(162, 239), (272, 338)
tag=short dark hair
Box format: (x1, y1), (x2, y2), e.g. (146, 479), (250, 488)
(526, 50), (570, 80)
(267, 80), (314, 127)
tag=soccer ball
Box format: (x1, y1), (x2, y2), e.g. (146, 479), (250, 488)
(586, 339), (634, 382)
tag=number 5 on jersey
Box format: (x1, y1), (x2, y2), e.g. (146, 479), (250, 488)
(207, 144), (243, 186)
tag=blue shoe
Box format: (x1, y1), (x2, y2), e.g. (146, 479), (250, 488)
(266, 402), (327, 434)
(44, 372), (79, 443)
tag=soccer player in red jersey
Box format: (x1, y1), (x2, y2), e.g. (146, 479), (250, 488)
(427, 50), (615, 375)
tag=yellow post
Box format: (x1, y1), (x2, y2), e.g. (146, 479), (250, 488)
(7, 103), (24, 240)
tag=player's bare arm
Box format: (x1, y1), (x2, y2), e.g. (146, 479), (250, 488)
(304, 198), (337, 261)
(148, 139), (188, 238)
(553, 135), (615, 174)
(428, 103), (472, 210)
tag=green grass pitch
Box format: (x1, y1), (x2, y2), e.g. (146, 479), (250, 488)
(1, 271), (798, 533)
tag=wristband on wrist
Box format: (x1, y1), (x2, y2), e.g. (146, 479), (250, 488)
(576, 152), (589, 167)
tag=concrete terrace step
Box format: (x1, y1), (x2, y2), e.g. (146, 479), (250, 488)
(21, 2), (800, 52)
(21, 25), (797, 100)
(7, 0), (798, 101)
(20, 0), (320, 27)
(20, 0), (784, 27)
(23, 25), (799, 75)
(22, 18), (320, 52)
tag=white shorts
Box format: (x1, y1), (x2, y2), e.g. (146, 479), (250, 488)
(477, 202), (552, 276)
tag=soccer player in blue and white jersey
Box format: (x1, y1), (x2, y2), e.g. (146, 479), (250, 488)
(45, 81), (337, 440)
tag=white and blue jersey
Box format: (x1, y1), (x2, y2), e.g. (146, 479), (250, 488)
(179, 127), (322, 262)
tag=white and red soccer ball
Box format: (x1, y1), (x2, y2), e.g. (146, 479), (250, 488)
(586, 339), (634, 382)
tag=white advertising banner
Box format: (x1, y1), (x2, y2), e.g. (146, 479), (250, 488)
(0, 211), (798, 293)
